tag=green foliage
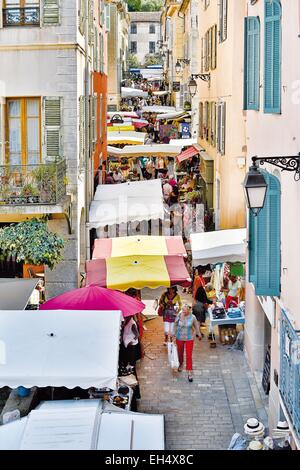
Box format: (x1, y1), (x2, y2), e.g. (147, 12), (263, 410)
(128, 53), (141, 69)
(0, 218), (65, 270)
(126, 0), (162, 11)
(144, 53), (162, 67)
(127, 0), (141, 11)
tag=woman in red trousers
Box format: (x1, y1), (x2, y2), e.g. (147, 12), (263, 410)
(174, 304), (202, 382)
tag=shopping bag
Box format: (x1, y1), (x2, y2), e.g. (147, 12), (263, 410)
(167, 342), (179, 370)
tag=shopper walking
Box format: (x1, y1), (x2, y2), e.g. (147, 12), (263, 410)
(159, 286), (182, 345)
(175, 304), (202, 382)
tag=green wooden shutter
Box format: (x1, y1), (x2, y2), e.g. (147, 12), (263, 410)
(43, 0), (60, 26)
(79, 0), (85, 36)
(79, 96), (85, 165)
(264, 0), (281, 114)
(211, 25), (217, 70)
(219, 0), (228, 42)
(44, 97), (61, 161)
(88, 0), (94, 45)
(244, 17), (260, 110)
(94, 28), (98, 71)
(99, 94), (103, 142)
(199, 102), (203, 139)
(251, 171), (281, 296)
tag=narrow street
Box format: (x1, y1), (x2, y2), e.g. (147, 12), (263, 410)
(137, 290), (268, 450)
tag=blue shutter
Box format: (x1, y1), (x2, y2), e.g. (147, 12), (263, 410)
(250, 171), (281, 296)
(244, 17), (260, 110)
(264, 0), (281, 114)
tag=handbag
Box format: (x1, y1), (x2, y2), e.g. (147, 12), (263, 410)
(157, 305), (164, 317)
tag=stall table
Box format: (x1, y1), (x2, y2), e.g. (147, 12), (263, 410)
(208, 307), (245, 343)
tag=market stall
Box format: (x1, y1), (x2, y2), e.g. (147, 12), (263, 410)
(0, 400), (165, 450)
(107, 132), (146, 146)
(89, 179), (164, 231)
(107, 144), (183, 158)
(0, 309), (122, 390)
(0, 279), (39, 310)
(92, 235), (187, 259)
(190, 229), (247, 345)
(121, 87), (148, 98)
(85, 255), (191, 291)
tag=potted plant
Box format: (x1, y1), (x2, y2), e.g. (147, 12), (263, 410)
(32, 164), (57, 203)
(0, 218), (65, 271)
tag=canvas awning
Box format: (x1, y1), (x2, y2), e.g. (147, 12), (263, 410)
(89, 179), (164, 229)
(121, 87), (148, 98)
(107, 132), (146, 145)
(177, 145), (200, 163)
(142, 106), (176, 114)
(107, 144), (183, 158)
(0, 279), (39, 310)
(152, 91), (170, 96)
(92, 235), (187, 259)
(0, 400), (165, 450)
(0, 309), (122, 389)
(156, 111), (189, 121)
(190, 229), (247, 266)
(107, 111), (139, 119)
(170, 138), (198, 146)
(85, 255), (191, 291)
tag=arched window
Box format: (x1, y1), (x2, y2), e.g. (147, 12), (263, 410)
(264, 0), (282, 113)
(249, 171), (281, 296)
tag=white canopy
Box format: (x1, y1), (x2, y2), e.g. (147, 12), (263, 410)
(107, 111), (139, 118)
(107, 144), (183, 157)
(170, 138), (198, 146)
(152, 91), (169, 96)
(89, 179), (164, 228)
(190, 229), (247, 266)
(0, 279), (39, 310)
(142, 106), (177, 114)
(0, 400), (165, 450)
(156, 111), (188, 120)
(0, 310), (122, 389)
(121, 87), (148, 98)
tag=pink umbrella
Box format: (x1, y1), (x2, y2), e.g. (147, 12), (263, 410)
(40, 285), (146, 318)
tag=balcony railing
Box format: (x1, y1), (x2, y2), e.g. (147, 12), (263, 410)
(3, 7), (40, 27)
(0, 160), (67, 206)
(280, 309), (300, 439)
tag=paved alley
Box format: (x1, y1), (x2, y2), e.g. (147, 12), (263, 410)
(137, 290), (268, 450)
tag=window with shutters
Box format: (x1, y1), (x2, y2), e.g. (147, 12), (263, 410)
(130, 23), (137, 34)
(149, 24), (155, 34)
(244, 17), (260, 110)
(199, 102), (203, 140)
(201, 37), (205, 73)
(149, 42), (156, 54)
(90, 94), (97, 151)
(99, 94), (103, 143)
(5, 98), (41, 165)
(93, 28), (98, 72)
(3, 0), (40, 26)
(42, 0), (59, 26)
(43, 97), (61, 161)
(211, 25), (217, 70)
(79, 96), (85, 166)
(105, 3), (110, 31)
(248, 171), (281, 296)
(219, 0), (228, 43)
(264, 0), (281, 114)
(130, 41), (137, 54)
(88, 0), (94, 45)
(204, 101), (209, 141)
(100, 33), (104, 72)
(79, 0), (85, 35)
(217, 101), (226, 155)
(210, 102), (216, 146)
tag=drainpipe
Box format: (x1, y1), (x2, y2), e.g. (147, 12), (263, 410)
(85, 0), (91, 261)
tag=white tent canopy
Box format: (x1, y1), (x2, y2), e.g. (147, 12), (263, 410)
(156, 111), (189, 120)
(190, 229), (247, 266)
(0, 310), (122, 389)
(121, 87), (148, 98)
(142, 106), (177, 114)
(0, 400), (165, 450)
(107, 144), (183, 157)
(0, 279), (39, 310)
(170, 138), (198, 146)
(89, 179), (164, 229)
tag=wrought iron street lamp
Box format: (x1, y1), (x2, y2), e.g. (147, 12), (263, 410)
(243, 154), (300, 215)
(175, 58), (191, 74)
(188, 73), (211, 97)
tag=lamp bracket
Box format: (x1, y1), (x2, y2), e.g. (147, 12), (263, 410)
(177, 58), (191, 65)
(191, 73), (211, 83)
(252, 154), (300, 181)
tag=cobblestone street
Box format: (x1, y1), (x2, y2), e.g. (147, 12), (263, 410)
(137, 289), (268, 450)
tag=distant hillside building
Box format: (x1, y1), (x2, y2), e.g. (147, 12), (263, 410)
(129, 11), (161, 65)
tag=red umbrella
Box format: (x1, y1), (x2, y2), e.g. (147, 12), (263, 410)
(40, 285), (145, 317)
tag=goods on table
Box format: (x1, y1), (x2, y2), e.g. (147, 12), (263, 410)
(218, 325), (237, 345)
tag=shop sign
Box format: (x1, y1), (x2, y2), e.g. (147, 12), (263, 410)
(172, 81), (180, 92)
(180, 122), (191, 139)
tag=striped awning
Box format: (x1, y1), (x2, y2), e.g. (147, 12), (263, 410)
(177, 145), (200, 163)
(92, 235), (187, 259)
(85, 256), (191, 291)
